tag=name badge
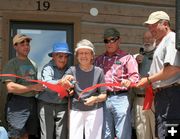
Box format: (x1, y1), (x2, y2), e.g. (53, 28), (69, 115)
(115, 61), (121, 65)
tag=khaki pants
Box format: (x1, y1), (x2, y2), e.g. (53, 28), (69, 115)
(134, 96), (157, 139)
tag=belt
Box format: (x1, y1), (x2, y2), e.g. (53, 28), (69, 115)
(154, 83), (180, 93)
(107, 90), (128, 96)
(136, 94), (145, 97)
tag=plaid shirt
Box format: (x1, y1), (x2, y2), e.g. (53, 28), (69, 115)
(95, 49), (139, 91)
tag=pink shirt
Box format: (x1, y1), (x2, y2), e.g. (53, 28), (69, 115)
(95, 49), (139, 91)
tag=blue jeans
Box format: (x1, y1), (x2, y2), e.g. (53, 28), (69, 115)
(102, 93), (132, 139)
(0, 126), (8, 139)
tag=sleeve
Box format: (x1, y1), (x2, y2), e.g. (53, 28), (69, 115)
(64, 66), (74, 75)
(98, 69), (107, 94)
(164, 36), (179, 66)
(1, 61), (16, 83)
(94, 55), (102, 67)
(126, 55), (140, 83)
(41, 65), (59, 84)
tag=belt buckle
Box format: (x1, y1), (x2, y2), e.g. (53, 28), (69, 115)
(107, 91), (117, 96)
(112, 91), (118, 95)
(136, 94), (145, 97)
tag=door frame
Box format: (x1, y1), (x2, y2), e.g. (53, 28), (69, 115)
(0, 12), (81, 126)
(1, 12), (81, 67)
(10, 21), (74, 60)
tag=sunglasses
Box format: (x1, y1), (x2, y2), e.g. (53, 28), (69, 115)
(104, 36), (119, 44)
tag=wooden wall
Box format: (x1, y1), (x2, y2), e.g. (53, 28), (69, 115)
(0, 0), (176, 58)
(0, 0), (176, 124)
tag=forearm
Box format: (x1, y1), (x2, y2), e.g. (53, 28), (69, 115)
(149, 65), (180, 83)
(6, 82), (35, 94)
(95, 93), (107, 103)
(84, 93), (107, 106)
(137, 65), (180, 88)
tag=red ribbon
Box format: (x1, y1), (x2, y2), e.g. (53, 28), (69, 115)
(0, 74), (68, 98)
(78, 82), (136, 99)
(1, 74), (154, 107)
(143, 84), (154, 110)
(79, 81), (154, 110)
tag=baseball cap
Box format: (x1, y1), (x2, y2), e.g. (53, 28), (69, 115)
(13, 34), (32, 45)
(144, 11), (170, 25)
(48, 42), (72, 57)
(104, 28), (120, 39)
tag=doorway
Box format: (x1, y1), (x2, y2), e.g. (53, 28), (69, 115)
(10, 21), (74, 78)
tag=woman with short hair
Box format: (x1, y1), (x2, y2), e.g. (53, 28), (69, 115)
(65, 39), (107, 139)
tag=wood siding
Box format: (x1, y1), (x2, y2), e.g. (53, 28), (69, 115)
(0, 0), (176, 57)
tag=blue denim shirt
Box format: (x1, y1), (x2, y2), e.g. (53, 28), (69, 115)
(37, 60), (68, 104)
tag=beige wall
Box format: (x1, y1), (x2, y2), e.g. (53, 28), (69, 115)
(0, 0), (176, 124)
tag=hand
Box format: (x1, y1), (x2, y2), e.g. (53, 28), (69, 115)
(58, 75), (75, 90)
(136, 77), (149, 88)
(31, 83), (45, 92)
(121, 79), (131, 88)
(136, 54), (144, 64)
(63, 75), (75, 81)
(84, 96), (97, 106)
(67, 89), (74, 96)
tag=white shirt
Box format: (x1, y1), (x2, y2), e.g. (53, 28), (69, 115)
(149, 31), (180, 88)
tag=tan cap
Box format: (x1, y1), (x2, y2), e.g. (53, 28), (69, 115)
(13, 34), (32, 45)
(144, 11), (170, 25)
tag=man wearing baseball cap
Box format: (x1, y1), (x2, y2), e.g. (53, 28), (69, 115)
(37, 42), (73, 139)
(95, 28), (139, 139)
(2, 34), (45, 139)
(137, 11), (180, 138)
(13, 34), (32, 46)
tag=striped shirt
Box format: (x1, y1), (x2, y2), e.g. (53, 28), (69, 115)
(95, 49), (139, 91)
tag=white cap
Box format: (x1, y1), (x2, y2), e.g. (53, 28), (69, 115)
(144, 11), (170, 25)
(75, 39), (95, 55)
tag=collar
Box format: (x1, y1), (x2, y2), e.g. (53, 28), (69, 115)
(104, 49), (127, 57)
(50, 60), (68, 71)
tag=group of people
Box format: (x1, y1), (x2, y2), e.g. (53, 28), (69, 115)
(1, 10), (180, 139)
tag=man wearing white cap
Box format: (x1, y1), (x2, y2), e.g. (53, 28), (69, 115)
(137, 11), (180, 139)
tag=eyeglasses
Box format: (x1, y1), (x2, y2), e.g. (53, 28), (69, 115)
(78, 52), (92, 56)
(104, 36), (119, 44)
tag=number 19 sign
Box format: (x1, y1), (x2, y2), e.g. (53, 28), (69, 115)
(36, 0), (50, 11)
